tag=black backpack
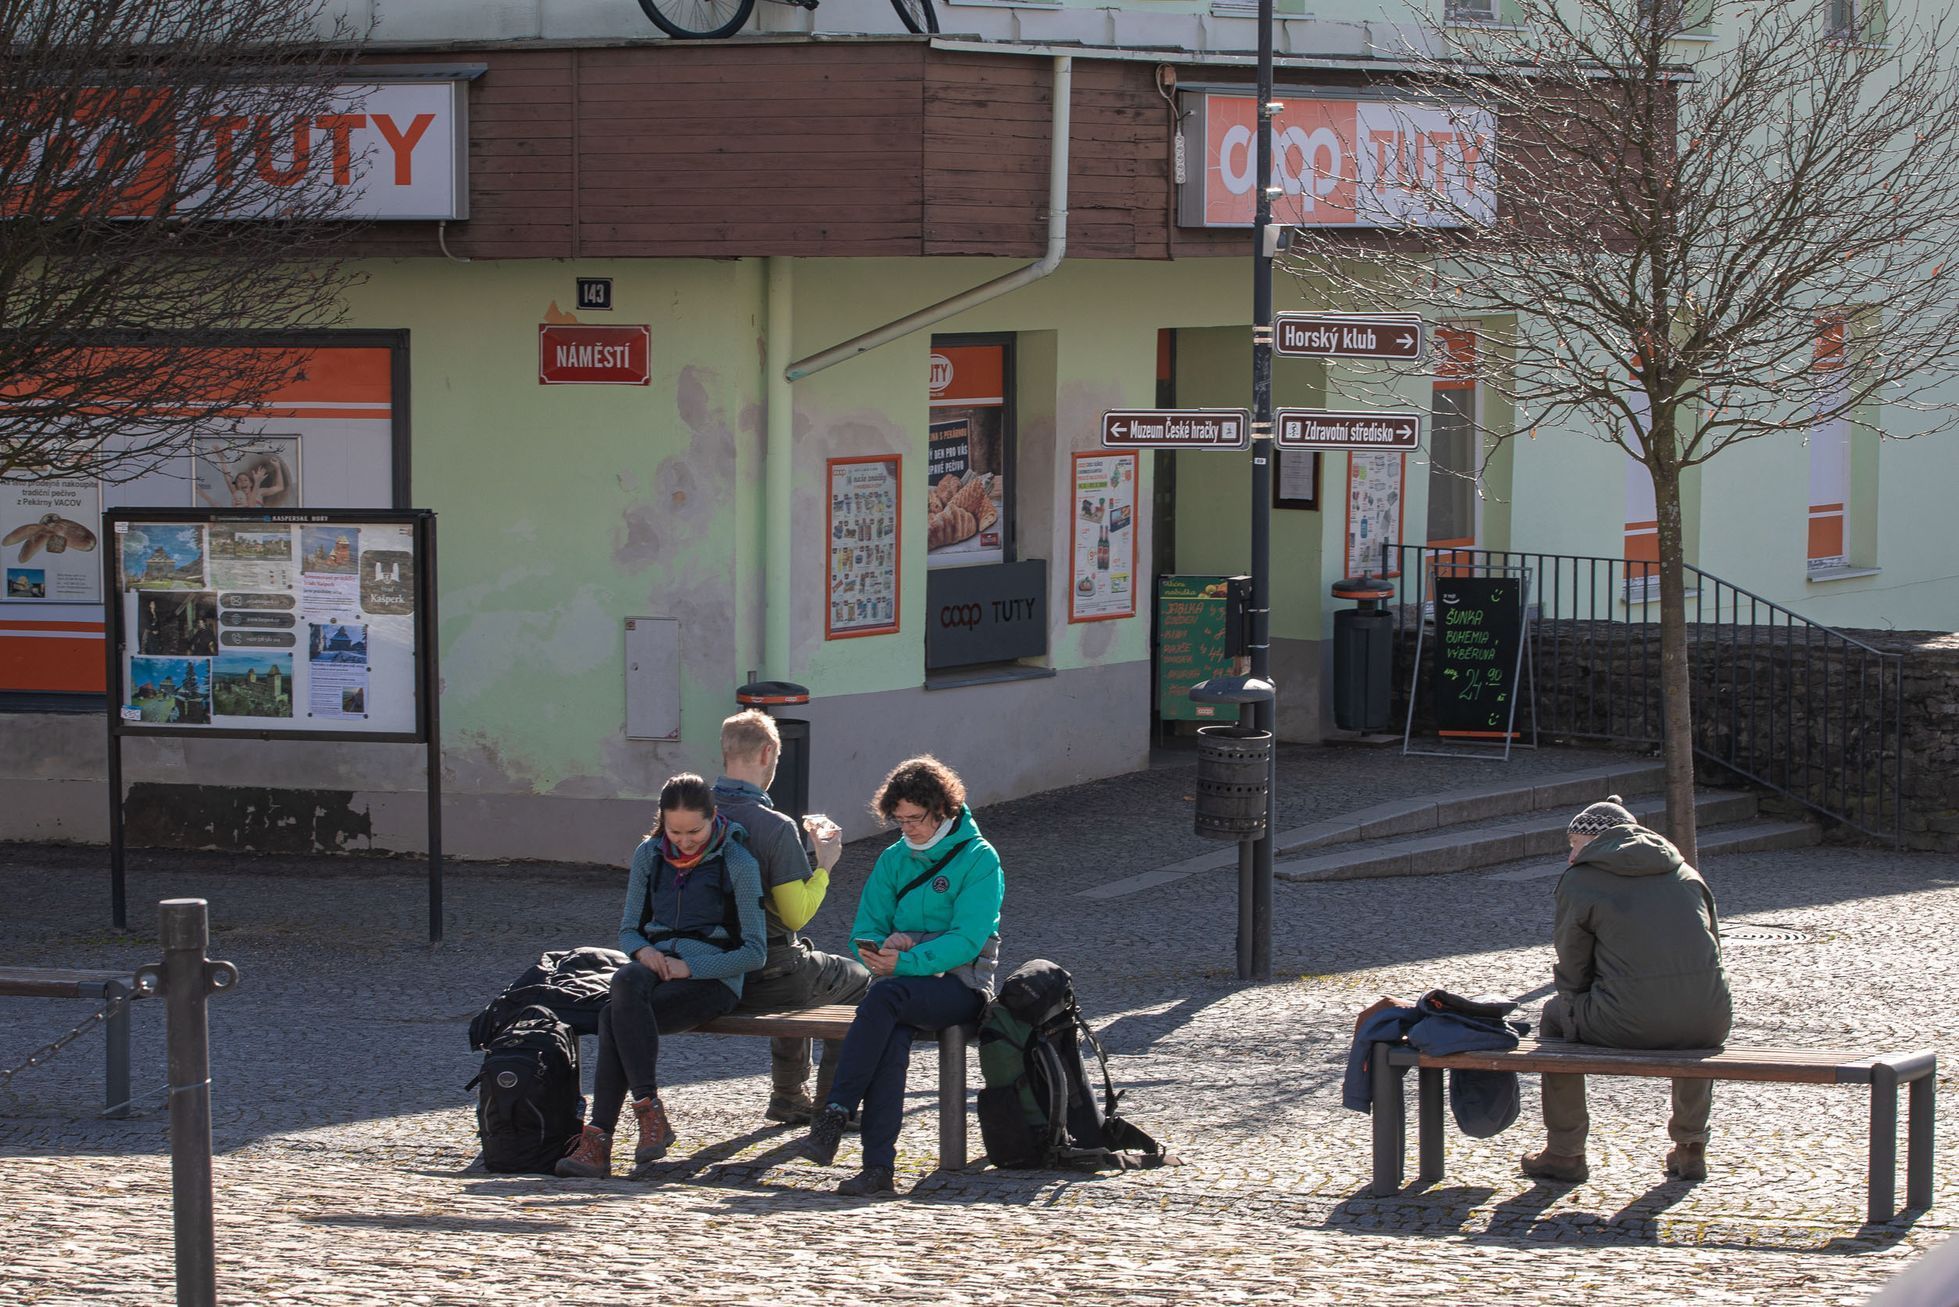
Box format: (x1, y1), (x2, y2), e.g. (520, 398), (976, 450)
(465, 1004), (583, 1174)
(976, 959), (1172, 1171)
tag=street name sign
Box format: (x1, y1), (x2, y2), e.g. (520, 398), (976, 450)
(1275, 409), (1422, 450)
(1274, 313), (1425, 361)
(1101, 408), (1251, 450)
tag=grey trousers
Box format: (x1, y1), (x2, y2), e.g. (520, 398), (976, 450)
(1540, 995), (1713, 1155)
(737, 940), (871, 1101)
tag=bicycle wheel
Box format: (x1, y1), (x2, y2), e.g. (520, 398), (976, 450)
(890, 0), (939, 33)
(637, 0), (755, 39)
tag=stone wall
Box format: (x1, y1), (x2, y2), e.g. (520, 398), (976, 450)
(1393, 618), (1959, 852)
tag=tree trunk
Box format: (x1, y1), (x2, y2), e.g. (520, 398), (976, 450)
(1648, 447), (1699, 868)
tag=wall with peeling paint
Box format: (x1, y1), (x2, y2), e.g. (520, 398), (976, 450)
(1, 253), (1362, 860)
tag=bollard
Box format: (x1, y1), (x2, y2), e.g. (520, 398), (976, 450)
(136, 900), (239, 1307)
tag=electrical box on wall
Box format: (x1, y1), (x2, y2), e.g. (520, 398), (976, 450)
(624, 617), (680, 740)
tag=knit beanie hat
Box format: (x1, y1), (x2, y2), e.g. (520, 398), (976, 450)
(1568, 795), (1637, 837)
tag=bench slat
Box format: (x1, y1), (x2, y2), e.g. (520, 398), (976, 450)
(696, 1005), (971, 1043)
(0, 967), (139, 1000)
(1388, 1040), (1912, 1084)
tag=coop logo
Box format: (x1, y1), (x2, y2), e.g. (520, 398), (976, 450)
(928, 352), (954, 396)
(939, 603), (984, 630)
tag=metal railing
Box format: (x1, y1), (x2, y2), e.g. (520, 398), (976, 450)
(1381, 544), (1905, 842)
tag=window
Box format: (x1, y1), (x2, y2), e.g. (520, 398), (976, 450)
(1807, 315), (1869, 575)
(1426, 327), (1480, 552)
(1445, 0), (1497, 21)
(1827, 0), (1883, 41)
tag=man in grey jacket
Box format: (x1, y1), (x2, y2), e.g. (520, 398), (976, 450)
(711, 711), (871, 1125)
(1522, 796), (1733, 1185)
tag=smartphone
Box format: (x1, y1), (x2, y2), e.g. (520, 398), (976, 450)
(854, 939), (884, 954)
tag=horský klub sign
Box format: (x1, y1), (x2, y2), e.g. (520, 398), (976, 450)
(1179, 90), (1496, 229)
(3, 79), (469, 221)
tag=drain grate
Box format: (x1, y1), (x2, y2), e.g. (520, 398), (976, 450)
(1723, 924), (1810, 945)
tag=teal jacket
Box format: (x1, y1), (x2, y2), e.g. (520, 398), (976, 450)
(851, 805), (1004, 995)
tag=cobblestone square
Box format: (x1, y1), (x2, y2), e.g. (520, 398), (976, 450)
(2, 747), (1954, 1305)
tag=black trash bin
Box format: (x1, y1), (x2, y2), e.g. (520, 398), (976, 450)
(1193, 724), (1273, 841)
(735, 680), (810, 823)
(1330, 576), (1396, 733)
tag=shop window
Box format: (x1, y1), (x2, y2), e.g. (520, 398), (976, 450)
(925, 336), (1013, 569)
(1425, 326), (1480, 557)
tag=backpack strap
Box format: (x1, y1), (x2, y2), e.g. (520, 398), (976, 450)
(893, 839), (973, 905)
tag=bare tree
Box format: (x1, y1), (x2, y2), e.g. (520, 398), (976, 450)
(1, 0), (370, 484)
(1287, 0), (1959, 863)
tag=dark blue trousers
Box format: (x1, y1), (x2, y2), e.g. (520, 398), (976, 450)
(823, 975), (982, 1171)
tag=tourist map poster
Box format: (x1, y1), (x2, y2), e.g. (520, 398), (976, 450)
(108, 511), (428, 740)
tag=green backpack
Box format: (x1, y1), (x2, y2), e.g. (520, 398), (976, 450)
(975, 958), (1171, 1171)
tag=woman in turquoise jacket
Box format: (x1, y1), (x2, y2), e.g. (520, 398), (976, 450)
(801, 755), (1003, 1195)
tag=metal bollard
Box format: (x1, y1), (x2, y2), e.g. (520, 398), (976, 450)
(135, 900), (239, 1307)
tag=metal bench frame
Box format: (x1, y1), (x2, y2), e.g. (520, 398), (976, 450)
(0, 967), (147, 1119)
(1369, 1038), (1937, 1224)
(580, 1003), (976, 1169)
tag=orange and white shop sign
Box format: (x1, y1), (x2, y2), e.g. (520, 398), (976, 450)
(1189, 92), (1496, 229)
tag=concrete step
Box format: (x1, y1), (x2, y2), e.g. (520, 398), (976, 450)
(1481, 818), (1825, 882)
(1273, 790), (1772, 884)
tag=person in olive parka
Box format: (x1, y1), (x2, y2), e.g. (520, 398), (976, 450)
(1521, 796), (1733, 1186)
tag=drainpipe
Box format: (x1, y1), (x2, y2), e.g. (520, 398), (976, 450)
(765, 255), (794, 677)
(784, 54), (1073, 382)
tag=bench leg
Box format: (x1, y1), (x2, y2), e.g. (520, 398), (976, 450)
(1417, 1066), (1445, 1183)
(937, 1025), (967, 1170)
(1908, 1070), (1935, 1212)
(1370, 1042), (1406, 1196)
(104, 981), (132, 1120)
(1869, 1063), (1898, 1223)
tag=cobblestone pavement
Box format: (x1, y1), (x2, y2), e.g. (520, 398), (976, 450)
(2, 742), (1956, 1305)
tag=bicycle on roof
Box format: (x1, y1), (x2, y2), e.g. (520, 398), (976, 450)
(636, 0), (937, 41)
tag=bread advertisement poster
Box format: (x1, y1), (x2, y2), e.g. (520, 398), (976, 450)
(1, 477), (101, 603)
(925, 342), (1009, 569)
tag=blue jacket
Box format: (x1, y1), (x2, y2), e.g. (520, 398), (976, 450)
(616, 833), (768, 999)
(1342, 990), (1527, 1138)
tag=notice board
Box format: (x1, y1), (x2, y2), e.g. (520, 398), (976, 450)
(1431, 575), (1524, 739)
(1155, 575), (1233, 722)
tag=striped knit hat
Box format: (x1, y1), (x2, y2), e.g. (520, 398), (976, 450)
(1568, 795), (1637, 837)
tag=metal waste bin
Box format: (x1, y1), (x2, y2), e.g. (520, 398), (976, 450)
(1331, 575), (1396, 733)
(735, 680), (810, 822)
(1194, 724), (1273, 841)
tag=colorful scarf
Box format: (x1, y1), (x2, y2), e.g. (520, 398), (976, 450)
(658, 811), (730, 883)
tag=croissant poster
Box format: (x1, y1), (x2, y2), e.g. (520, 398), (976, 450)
(925, 342), (1009, 569)
(1, 478), (101, 603)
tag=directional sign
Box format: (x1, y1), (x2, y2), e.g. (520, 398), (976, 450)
(1275, 409), (1422, 451)
(1274, 313), (1425, 362)
(1100, 408), (1251, 450)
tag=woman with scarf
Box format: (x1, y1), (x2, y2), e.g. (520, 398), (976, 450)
(801, 756), (1004, 1196)
(557, 773), (767, 1179)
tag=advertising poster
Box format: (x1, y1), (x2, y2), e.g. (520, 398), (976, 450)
(0, 478), (101, 602)
(192, 435), (301, 510)
(1069, 452), (1138, 623)
(926, 342), (1009, 568)
(109, 512), (424, 739)
(1275, 449), (1320, 510)
(1344, 451), (1404, 577)
(826, 456), (901, 639)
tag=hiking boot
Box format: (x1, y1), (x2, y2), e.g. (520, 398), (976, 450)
(1664, 1142), (1708, 1182)
(631, 1095), (677, 1164)
(555, 1125), (612, 1179)
(766, 1092), (816, 1126)
(836, 1166), (895, 1197)
(1520, 1148), (1589, 1183)
(803, 1103), (849, 1165)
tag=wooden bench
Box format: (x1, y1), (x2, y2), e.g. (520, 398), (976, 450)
(691, 1005), (976, 1168)
(0, 967), (148, 1119)
(1369, 1038), (1937, 1223)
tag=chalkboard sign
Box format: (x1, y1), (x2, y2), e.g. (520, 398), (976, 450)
(1156, 574), (1232, 722)
(1432, 575), (1525, 739)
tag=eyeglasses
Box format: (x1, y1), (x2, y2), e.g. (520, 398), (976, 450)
(891, 810), (936, 830)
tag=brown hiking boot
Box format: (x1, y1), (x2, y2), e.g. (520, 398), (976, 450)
(1664, 1142), (1708, 1182)
(766, 1092), (816, 1126)
(1520, 1148), (1589, 1183)
(631, 1095), (677, 1164)
(555, 1125), (612, 1179)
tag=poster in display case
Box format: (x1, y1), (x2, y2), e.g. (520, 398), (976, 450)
(825, 456), (901, 639)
